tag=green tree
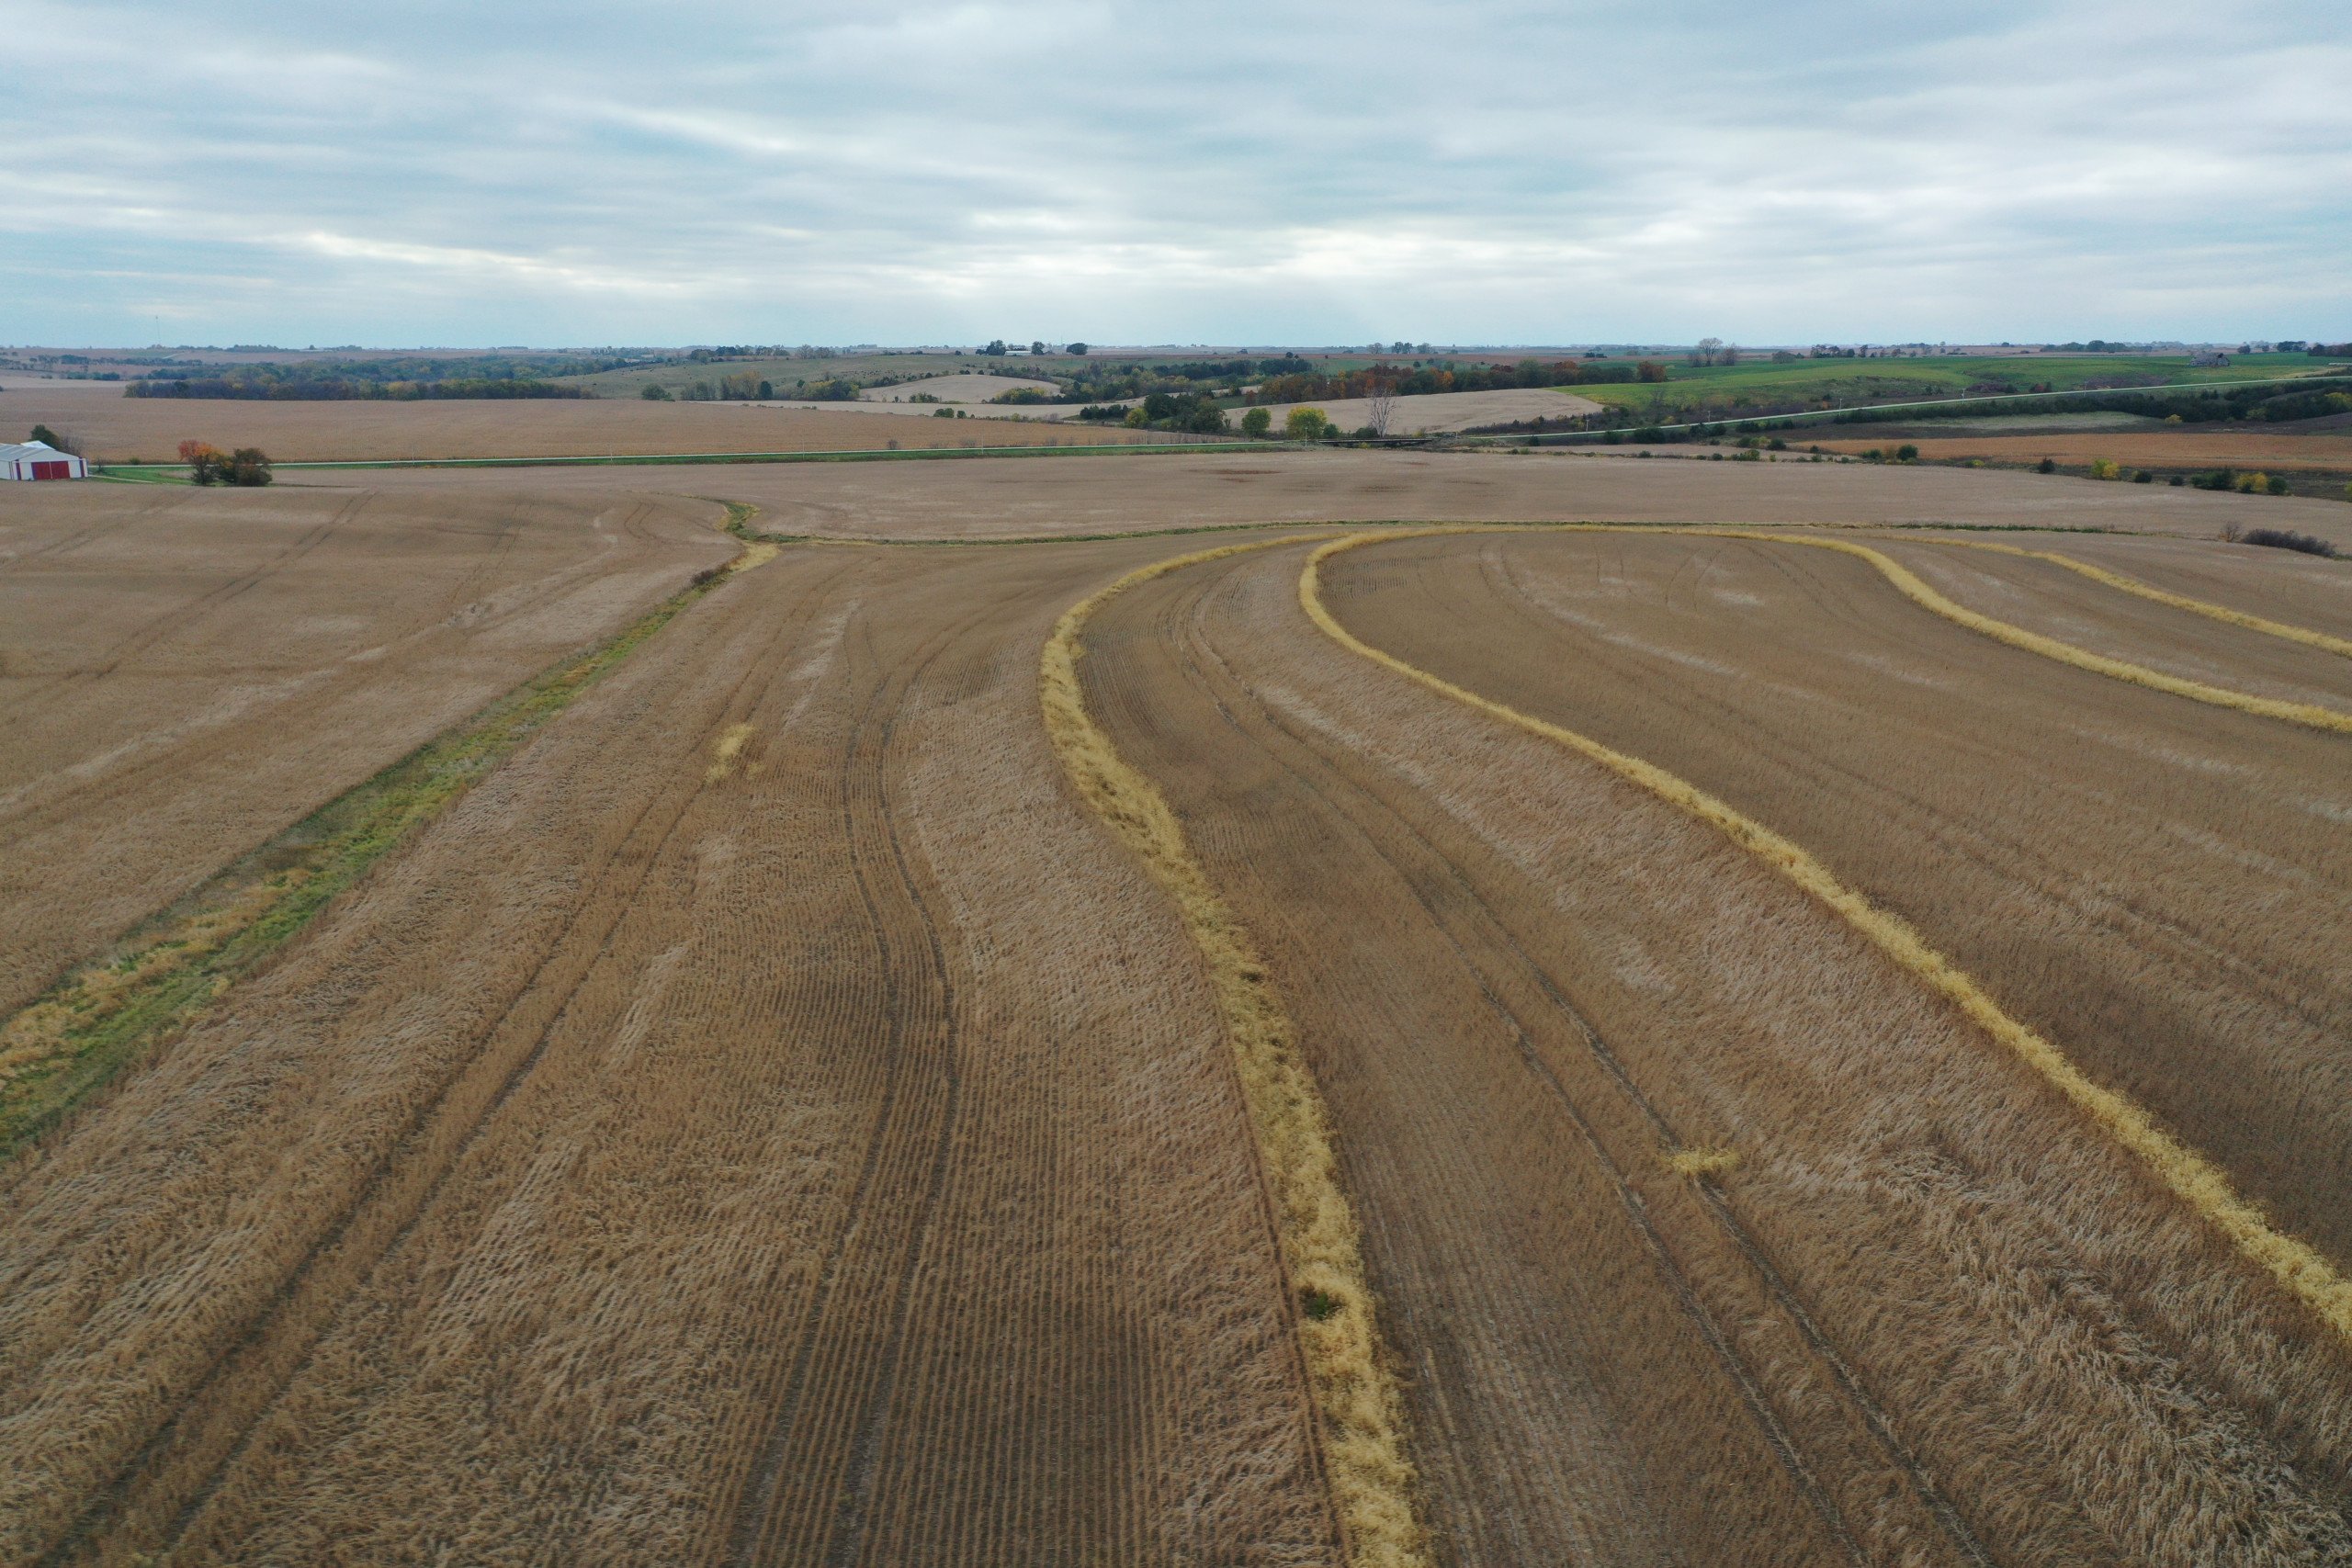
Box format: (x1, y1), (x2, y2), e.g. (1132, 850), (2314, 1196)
(1284, 408), (1331, 440)
(1065, 342), (1090, 355)
(1240, 406), (1272, 438)
(639, 383), (673, 400)
(983, 339), (1008, 355)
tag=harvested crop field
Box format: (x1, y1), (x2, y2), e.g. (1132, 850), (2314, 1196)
(0, 382), (1159, 462)
(318, 445), (2352, 545)
(1805, 428), (2352, 472)
(0, 479), (732, 1021)
(1238, 386), (1605, 434)
(6, 452), (2352, 1564)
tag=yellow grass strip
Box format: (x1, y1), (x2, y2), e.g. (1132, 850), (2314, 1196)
(1924, 536), (2352, 660)
(1755, 532), (2352, 734)
(1304, 528), (2352, 1343)
(1042, 536), (1427, 1568)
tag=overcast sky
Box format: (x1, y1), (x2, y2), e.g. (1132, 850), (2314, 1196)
(4, 1), (2346, 348)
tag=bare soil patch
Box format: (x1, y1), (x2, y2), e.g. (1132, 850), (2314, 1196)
(1243, 386), (1604, 434)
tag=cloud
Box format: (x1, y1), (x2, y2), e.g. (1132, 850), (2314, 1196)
(1, 0), (2346, 344)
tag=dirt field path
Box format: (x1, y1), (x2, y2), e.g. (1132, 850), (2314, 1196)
(0, 484), (733, 1017)
(1088, 534), (2352, 1563)
(0, 540), (1332, 1567)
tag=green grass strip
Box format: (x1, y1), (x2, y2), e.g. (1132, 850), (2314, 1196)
(0, 522), (756, 1161)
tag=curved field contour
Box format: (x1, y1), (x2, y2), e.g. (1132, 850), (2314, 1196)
(1043, 536), (1428, 1568)
(1302, 527), (2352, 1343)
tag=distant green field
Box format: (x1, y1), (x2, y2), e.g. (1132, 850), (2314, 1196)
(1569, 354), (2317, 418)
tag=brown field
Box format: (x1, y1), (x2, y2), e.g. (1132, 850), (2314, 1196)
(6, 451), (2352, 1564)
(1804, 428), (2352, 472)
(1237, 387), (1606, 434)
(0, 480), (732, 1017)
(0, 379), (1159, 462)
(305, 445), (2352, 546)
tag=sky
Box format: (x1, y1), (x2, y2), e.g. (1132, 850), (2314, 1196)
(4, 1), (2347, 349)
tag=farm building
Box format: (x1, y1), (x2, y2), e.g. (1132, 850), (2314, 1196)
(1, 440), (87, 479)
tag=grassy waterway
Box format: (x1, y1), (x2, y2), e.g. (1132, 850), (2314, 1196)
(0, 505), (773, 1159)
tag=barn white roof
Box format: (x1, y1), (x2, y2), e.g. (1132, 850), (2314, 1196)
(1, 440), (70, 462)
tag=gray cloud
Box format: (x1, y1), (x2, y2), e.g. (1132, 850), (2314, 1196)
(3, 0), (2346, 344)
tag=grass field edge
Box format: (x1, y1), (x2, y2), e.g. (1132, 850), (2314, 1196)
(0, 502), (773, 1164)
(1301, 526), (2352, 1344)
(1040, 536), (1429, 1568)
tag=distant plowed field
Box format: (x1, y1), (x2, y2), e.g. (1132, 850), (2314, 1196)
(6, 456), (2352, 1564)
(0, 386), (1157, 461)
(322, 446), (2352, 546)
(1807, 429), (2352, 472)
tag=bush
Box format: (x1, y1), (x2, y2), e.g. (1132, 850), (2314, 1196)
(1896, 444), (1920, 462)
(639, 383), (672, 400)
(2036, 457), (2057, 473)
(2132, 468), (2154, 483)
(182, 441), (271, 486)
(1240, 406), (1272, 438)
(2088, 457), (2120, 480)
(2239, 528), (2339, 558)
(2265, 474), (2290, 495)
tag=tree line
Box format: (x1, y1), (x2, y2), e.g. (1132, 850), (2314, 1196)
(1248, 357), (1666, 405)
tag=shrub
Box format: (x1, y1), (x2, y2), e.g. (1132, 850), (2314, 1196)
(2132, 468), (2154, 483)
(1896, 444), (1920, 462)
(184, 442), (271, 486)
(639, 383), (672, 400)
(2036, 457), (2057, 473)
(2239, 528), (2339, 557)
(2088, 457), (2120, 480)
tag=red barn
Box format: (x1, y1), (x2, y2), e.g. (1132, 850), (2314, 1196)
(1, 440), (88, 479)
